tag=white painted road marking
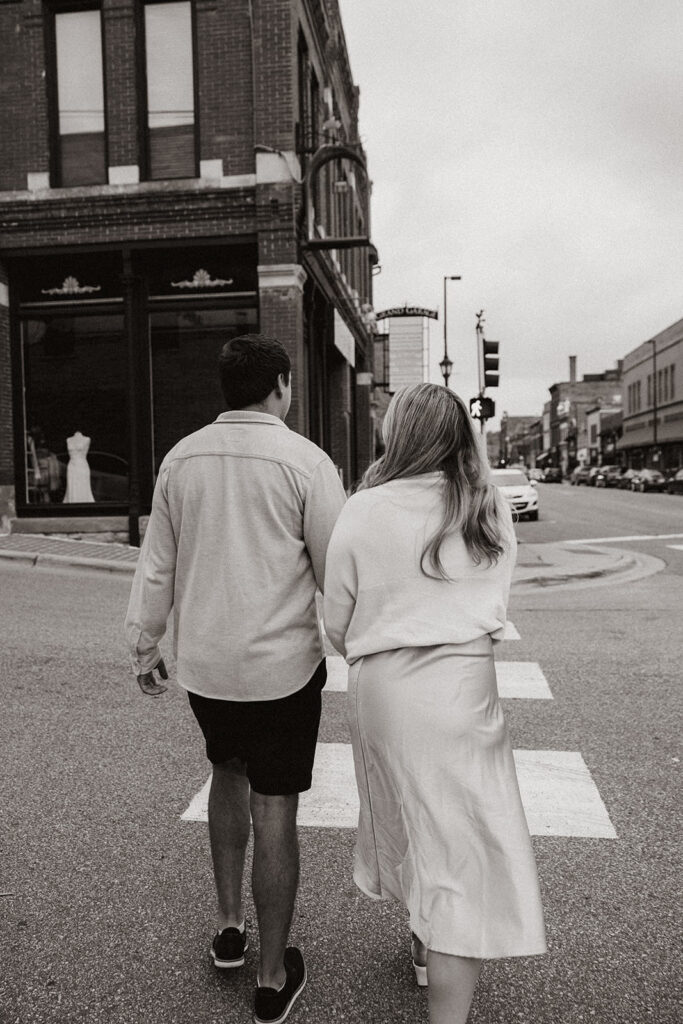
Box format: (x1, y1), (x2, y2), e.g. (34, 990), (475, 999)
(514, 750), (617, 838)
(182, 746), (616, 837)
(324, 657), (552, 700)
(666, 544), (683, 551)
(565, 533), (683, 545)
(496, 662), (553, 699)
(325, 656), (348, 691)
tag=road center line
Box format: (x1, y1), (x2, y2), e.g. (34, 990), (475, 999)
(564, 533), (683, 545)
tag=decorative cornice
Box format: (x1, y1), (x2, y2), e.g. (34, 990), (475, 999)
(171, 268), (234, 289)
(41, 276), (101, 296)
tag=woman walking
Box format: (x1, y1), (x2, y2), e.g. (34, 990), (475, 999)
(323, 383), (546, 1023)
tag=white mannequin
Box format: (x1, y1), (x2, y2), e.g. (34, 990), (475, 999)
(63, 430), (95, 503)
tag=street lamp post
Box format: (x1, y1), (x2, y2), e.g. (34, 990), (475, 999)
(439, 275), (461, 387)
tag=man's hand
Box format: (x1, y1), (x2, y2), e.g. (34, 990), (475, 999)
(137, 658), (169, 697)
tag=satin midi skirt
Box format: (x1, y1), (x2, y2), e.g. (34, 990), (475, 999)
(347, 637), (547, 959)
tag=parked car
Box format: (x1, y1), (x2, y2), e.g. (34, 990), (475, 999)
(595, 464), (623, 488)
(570, 465), (591, 485)
(630, 468), (666, 493)
(616, 468), (638, 490)
(666, 469), (683, 495)
(587, 467), (601, 486)
(490, 468), (539, 521)
(527, 467), (544, 482)
(542, 466), (562, 483)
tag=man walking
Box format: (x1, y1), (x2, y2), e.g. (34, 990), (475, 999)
(125, 334), (346, 1024)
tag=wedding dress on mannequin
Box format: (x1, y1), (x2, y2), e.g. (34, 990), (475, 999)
(63, 431), (95, 503)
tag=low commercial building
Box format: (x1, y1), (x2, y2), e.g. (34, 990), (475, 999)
(617, 318), (683, 471)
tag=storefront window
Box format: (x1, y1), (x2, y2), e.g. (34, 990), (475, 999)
(21, 315), (128, 505)
(150, 307), (258, 472)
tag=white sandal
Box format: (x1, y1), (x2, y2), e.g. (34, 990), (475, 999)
(410, 933), (428, 987)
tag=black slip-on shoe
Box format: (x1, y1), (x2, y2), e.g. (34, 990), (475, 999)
(211, 923), (249, 968)
(253, 947), (307, 1024)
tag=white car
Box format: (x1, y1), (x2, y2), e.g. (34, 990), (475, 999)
(490, 468), (539, 521)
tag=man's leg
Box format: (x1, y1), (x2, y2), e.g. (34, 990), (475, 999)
(250, 790), (300, 990)
(208, 758), (251, 930)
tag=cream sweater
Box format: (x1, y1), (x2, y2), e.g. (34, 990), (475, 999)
(323, 472), (516, 661)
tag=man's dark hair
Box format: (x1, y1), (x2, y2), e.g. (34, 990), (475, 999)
(218, 334), (291, 409)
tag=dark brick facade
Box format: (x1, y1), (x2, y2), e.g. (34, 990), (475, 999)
(0, 0), (376, 528)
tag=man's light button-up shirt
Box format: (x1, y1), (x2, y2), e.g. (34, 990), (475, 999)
(125, 411), (347, 701)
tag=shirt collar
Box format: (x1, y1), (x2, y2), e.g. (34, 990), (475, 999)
(214, 411), (288, 428)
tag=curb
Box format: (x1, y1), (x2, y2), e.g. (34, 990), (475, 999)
(512, 547), (664, 592)
(0, 549), (136, 574)
(513, 549), (637, 588)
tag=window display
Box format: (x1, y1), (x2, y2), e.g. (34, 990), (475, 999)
(21, 315), (128, 504)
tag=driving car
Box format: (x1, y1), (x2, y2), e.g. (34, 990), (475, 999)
(594, 464), (623, 488)
(630, 468), (666, 493)
(666, 469), (683, 495)
(490, 468), (539, 521)
(542, 466), (562, 483)
(527, 467), (544, 482)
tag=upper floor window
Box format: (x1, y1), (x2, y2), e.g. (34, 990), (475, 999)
(144, 1), (197, 179)
(51, 8), (107, 186)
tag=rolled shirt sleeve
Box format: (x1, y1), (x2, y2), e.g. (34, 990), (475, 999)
(124, 461), (177, 675)
(303, 457), (347, 593)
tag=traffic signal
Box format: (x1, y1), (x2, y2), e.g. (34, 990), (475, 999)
(482, 340), (499, 388)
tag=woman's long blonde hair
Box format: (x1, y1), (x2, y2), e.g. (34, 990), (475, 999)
(358, 383), (506, 577)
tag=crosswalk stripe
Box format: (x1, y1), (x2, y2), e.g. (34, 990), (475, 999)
(181, 746), (616, 838)
(497, 662), (553, 699)
(323, 657), (552, 699)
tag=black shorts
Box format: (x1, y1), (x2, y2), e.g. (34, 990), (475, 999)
(187, 661), (327, 796)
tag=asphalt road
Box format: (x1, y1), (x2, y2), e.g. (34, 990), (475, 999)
(1, 487), (681, 1024)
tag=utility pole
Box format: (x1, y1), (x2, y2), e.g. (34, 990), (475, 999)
(476, 311), (486, 434)
(650, 338), (658, 464)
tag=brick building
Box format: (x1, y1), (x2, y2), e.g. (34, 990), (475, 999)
(617, 317), (683, 472)
(547, 356), (622, 476)
(0, 0), (377, 540)
(498, 414), (541, 468)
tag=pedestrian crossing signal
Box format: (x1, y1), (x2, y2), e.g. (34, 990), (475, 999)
(470, 396), (495, 420)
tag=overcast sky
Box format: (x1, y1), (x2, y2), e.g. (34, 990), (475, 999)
(339, 0), (683, 426)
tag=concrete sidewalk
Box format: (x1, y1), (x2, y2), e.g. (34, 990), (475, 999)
(0, 531), (665, 589)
